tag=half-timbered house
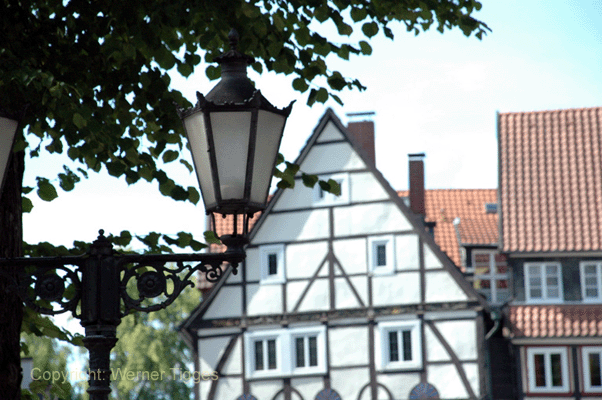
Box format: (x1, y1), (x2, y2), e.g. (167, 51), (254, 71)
(180, 109), (489, 400)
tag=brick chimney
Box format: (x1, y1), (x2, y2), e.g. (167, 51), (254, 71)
(408, 153), (426, 217)
(346, 112), (375, 164)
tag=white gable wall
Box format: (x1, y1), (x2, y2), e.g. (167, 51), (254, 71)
(193, 111), (484, 400)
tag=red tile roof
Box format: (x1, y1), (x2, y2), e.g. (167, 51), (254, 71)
(499, 107), (602, 252)
(398, 189), (498, 267)
(509, 305), (602, 338)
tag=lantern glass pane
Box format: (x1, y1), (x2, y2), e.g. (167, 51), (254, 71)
(0, 117), (19, 192)
(183, 112), (216, 209)
(210, 111), (252, 201)
(250, 110), (286, 204)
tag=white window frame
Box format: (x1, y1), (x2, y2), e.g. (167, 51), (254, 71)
(260, 244), (285, 284)
(368, 235), (395, 275)
(244, 329), (284, 379)
(289, 326), (327, 375)
(524, 262), (563, 303)
(471, 250), (509, 305)
(526, 347), (569, 393)
(313, 173), (349, 206)
(583, 346), (602, 392)
(244, 326), (326, 379)
(580, 262), (602, 302)
(378, 320), (422, 370)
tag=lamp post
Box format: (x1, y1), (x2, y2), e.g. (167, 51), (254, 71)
(0, 29), (293, 400)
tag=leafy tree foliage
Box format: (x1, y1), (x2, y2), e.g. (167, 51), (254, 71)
(1, 0), (489, 211)
(21, 321), (75, 400)
(106, 278), (200, 400)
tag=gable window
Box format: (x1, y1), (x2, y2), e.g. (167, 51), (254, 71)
(583, 347), (602, 392)
(245, 326), (326, 379)
(379, 320), (422, 370)
(472, 251), (509, 305)
(526, 347), (569, 393)
(369, 236), (395, 275)
(313, 173), (349, 206)
(260, 245), (285, 284)
(580, 262), (602, 302)
(524, 262), (563, 303)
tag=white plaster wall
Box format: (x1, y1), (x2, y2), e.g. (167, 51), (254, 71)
(213, 377), (242, 400)
(246, 284), (283, 316)
(299, 142), (366, 175)
(331, 367), (370, 400)
(221, 336), (242, 375)
(377, 373), (421, 400)
(272, 183), (314, 211)
(198, 336), (231, 373)
(245, 248), (261, 281)
(249, 380), (282, 400)
(296, 279), (329, 312)
(204, 287), (242, 319)
(291, 377), (324, 400)
(425, 324), (451, 362)
(287, 280), (306, 312)
(425, 271), (468, 303)
(316, 121), (344, 142)
(372, 272), (420, 307)
(349, 172), (389, 202)
(334, 203), (412, 237)
(199, 379), (212, 400)
(463, 362), (480, 398)
(434, 320), (477, 360)
(254, 209), (329, 244)
(428, 364), (468, 399)
(350, 276), (368, 305)
(226, 266), (243, 283)
(333, 238), (367, 275)
(424, 245), (443, 269)
(335, 277), (362, 309)
(396, 234), (420, 270)
(286, 241), (328, 279)
(329, 326), (369, 367)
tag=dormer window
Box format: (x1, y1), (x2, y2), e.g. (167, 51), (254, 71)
(524, 262), (563, 303)
(313, 173), (349, 206)
(580, 262), (602, 302)
(260, 245), (285, 284)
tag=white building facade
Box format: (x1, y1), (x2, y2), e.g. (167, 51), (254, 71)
(180, 110), (489, 400)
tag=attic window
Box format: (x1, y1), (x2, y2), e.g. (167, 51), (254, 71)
(485, 203), (498, 214)
(313, 173), (349, 206)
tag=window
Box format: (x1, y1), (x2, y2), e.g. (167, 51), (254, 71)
(291, 327), (325, 373)
(314, 173), (349, 206)
(245, 326), (326, 378)
(369, 236), (395, 274)
(379, 320), (422, 370)
(526, 347), (569, 393)
(524, 262), (563, 302)
(260, 245), (285, 284)
(472, 251), (509, 305)
(583, 347), (602, 392)
(580, 262), (602, 302)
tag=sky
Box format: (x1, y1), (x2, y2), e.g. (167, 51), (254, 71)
(22, 0), (602, 249)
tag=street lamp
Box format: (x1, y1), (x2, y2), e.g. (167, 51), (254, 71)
(0, 112), (19, 195)
(0, 29), (293, 400)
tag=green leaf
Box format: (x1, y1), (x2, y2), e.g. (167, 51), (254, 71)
(206, 65), (220, 80)
(187, 186), (200, 204)
(22, 196), (33, 213)
(301, 173), (319, 188)
(350, 7), (368, 22)
(362, 22), (379, 38)
(72, 113), (87, 129)
(204, 230), (221, 244)
(162, 149), (179, 163)
(292, 77), (309, 92)
(180, 159), (193, 172)
(359, 40), (372, 55)
(36, 179), (58, 202)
